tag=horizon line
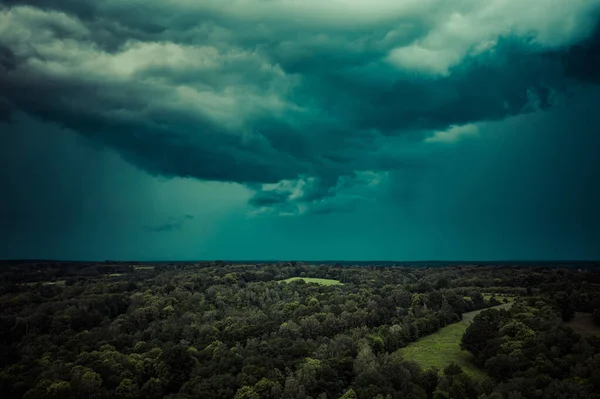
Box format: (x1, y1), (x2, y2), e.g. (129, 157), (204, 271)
(1, 258), (599, 263)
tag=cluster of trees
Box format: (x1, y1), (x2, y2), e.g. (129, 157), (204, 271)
(0, 261), (599, 398)
(462, 297), (600, 398)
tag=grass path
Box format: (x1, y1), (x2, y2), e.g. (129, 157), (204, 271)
(399, 302), (513, 380)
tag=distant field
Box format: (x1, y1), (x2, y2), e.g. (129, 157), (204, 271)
(44, 280), (66, 286)
(565, 312), (600, 336)
(483, 293), (515, 301)
(23, 280), (66, 287)
(133, 266), (154, 270)
(279, 277), (342, 285)
(399, 302), (513, 380)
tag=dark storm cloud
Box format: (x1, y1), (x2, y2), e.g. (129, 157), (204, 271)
(1, 1), (600, 215)
(145, 214), (195, 233)
(561, 24), (600, 84)
(0, 44), (17, 71)
(0, 97), (12, 122)
(248, 189), (292, 207)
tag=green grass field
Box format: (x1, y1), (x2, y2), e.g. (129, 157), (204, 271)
(24, 280), (66, 287)
(483, 293), (515, 301)
(279, 277), (342, 285)
(399, 302), (513, 380)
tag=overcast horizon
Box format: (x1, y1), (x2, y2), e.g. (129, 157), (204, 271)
(2, 1), (600, 261)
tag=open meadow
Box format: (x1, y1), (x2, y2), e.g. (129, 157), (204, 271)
(399, 302), (514, 380)
(278, 277), (343, 285)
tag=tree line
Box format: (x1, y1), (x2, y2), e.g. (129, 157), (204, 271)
(0, 262), (599, 398)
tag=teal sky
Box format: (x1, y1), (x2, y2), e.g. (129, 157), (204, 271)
(1, 1), (600, 260)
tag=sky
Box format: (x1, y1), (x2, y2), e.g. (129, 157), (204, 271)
(1, 0), (600, 261)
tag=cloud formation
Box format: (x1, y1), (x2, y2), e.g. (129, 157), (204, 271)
(1, 0), (600, 215)
(145, 214), (195, 233)
(425, 124), (479, 144)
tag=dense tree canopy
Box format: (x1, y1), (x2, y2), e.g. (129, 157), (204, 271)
(0, 261), (599, 398)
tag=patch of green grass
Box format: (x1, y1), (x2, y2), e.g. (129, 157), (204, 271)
(134, 266), (154, 270)
(24, 280), (66, 287)
(399, 321), (486, 380)
(45, 280), (66, 286)
(483, 293), (515, 301)
(107, 273), (125, 277)
(399, 303), (514, 380)
(279, 277), (342, 286)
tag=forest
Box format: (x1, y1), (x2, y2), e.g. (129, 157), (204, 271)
(1, 261), (600, 399)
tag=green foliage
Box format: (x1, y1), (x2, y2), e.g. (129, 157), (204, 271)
(234, 386), (260, 399)
(1, 261), (600, 399)
(338, 388), (357, 399)
(308, 297), (320, 308)
(366, 334), (385, 354)
(434, 372), (480, 399)
(461, 296), (599, 396)
(46, 381), (72, 399)
(461, 308), (509, 365)
(115, 378), (139, 399)
(140, 378), (163, 399)
(488, 296), (501, 306)
(443, 363), (463, 376)
(79, 371), (102, 397)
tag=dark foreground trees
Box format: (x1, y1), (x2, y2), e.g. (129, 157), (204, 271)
(0, 261), (599, 398)
(461, 298), (600, 398)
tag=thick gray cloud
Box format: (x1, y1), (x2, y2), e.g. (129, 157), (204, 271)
(145, 214), (195, 233)
(1, 0), (600, 216)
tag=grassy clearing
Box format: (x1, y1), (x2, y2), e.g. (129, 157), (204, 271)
(43, 280), (66, 286)
(483, 293), (515, 301)
(565, 312), (600, 336)
(399, 319), (486, 380)
(23, 280), (67, 287)
(399, 302), (513, 380)
(107, 273), (125, 277)
(279, 277), (342, 286)
(134, 266), (154, 270)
